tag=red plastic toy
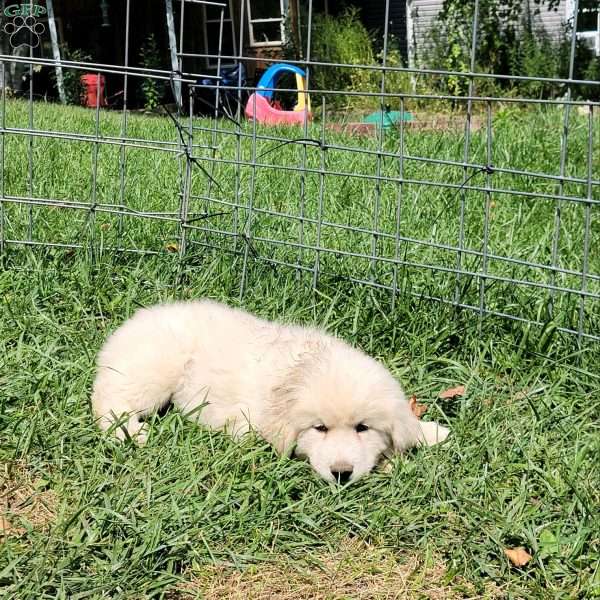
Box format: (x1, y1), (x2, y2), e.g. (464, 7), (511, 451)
(81, 74), (107, 108)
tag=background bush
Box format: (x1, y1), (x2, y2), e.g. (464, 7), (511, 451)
(138, 34), (167, 111)
(425, 0), (600, 101)
(52, 46), (92, 106)
(287, 8), (412, 112)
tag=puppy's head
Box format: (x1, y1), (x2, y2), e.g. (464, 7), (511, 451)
(266, 339), (424, 484)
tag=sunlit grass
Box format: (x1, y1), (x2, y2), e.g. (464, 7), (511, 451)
(0, 99), (599, 598)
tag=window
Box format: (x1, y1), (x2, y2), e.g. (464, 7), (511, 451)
(247, 0), (285, 47)
(571, 0), (600, 56)
(203, 1), (237, 67)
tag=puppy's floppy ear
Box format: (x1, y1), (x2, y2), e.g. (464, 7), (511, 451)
(265, 420), (299, 456)
(390, 406), (422, 453)
(262, 382), (300, 456)
(262, 341), (326, 455)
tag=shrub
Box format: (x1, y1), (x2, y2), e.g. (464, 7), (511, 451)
(138, 34), (166, 111)
(52, 46), (92, 105)
(290, 8), (412, 111)
(580, 54), (600, 101)
(508, 27), (563, 98)
(425, 0), (600, 101)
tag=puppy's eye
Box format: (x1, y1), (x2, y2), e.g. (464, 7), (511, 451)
(314, 424), (328, 433)
(355, 423), (369, 433)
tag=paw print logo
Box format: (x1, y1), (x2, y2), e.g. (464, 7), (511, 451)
(4, 16), (45, 49)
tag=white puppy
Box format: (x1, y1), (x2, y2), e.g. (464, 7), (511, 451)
(92, 300), (449, 483)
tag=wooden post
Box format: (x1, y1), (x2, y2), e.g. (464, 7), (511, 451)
(288, 0), (301, 59)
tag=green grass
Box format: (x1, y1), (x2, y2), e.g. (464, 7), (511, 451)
(1, 99), (599, 598)
(1, 99), (599, 336)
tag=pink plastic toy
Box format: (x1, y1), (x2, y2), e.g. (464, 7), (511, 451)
(245, 63), (311, 126)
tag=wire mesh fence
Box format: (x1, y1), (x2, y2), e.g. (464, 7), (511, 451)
(0, 0), (598, 341)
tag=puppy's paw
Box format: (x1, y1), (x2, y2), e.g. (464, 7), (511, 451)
(419, 421), (450, 446)
(108, 414), (149, 445)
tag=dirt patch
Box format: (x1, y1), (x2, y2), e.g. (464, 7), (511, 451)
(173, 538), (498, 599)
(327, 115), (483, 137)
(406, 115), (484, 132)
(0, 461), (58, 538)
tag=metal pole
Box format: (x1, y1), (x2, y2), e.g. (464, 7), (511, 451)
(165, 0), (182, 106)
(46, 0), (65, 104)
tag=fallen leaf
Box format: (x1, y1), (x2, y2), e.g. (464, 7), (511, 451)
(165, 242), (179, 253)
(409, 395), (428, 418)
(439, 385), (465, 399)
(504, 547), (532, 567)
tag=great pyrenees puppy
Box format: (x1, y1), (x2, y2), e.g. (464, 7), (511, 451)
(92, 300), (449, 483)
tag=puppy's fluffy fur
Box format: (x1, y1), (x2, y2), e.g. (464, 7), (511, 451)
(92, 300), (449, 482)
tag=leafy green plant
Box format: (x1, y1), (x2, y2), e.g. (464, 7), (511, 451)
(425, 0), (567, 99)
(52, 46), (92, 105)
(580, 54), (600, 101)
(425, 0), (600, 102)
(507, 27), (562, 98)
(138, 34), (165, 111)
(296, 8), (411, 111)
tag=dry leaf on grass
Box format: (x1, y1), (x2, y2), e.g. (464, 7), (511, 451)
(438, 385), (465, 399)
(504, 547), (532, 567)
(165, 242), (179, 253)
(408, 395), (428, 418)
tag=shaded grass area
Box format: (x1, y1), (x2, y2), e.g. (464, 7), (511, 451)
(1, 99), (599, 597)
(1, 250), (599, 598)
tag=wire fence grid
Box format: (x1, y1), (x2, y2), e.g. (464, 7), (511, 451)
(0, 0), (599, 342)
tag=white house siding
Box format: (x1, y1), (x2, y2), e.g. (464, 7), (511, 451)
(407, 0), (570, 67)
(533, 3), (568, 40)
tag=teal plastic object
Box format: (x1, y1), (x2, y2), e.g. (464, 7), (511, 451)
(363, 110), (414, 128)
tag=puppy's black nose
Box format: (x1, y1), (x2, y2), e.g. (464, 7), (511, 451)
(332, 469), (353, 484)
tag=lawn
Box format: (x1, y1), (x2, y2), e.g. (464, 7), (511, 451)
(0, 99), (599, 598)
